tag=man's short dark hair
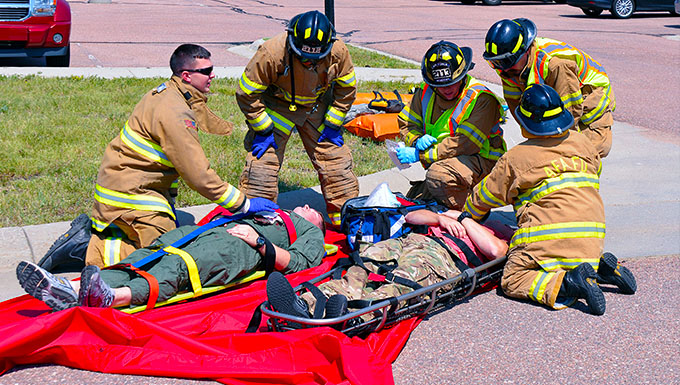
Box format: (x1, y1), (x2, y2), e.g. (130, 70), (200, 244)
(170, 44), (211, 76)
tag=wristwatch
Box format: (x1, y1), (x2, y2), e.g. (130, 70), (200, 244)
(457, 211), (472, 223)
(255, 236), (266, 248)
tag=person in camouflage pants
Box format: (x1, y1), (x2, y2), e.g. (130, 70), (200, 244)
(268, 208), (509, 321)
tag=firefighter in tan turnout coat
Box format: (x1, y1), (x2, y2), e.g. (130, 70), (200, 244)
(396, 41), (506, 210)
(463, 84), (636, 316)
(86, 44), (278, 268)
(483, 18), (615, 158)
(236, 10), (359, 227)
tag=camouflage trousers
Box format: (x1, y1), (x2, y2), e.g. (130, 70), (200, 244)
(301, 233), (461, 319)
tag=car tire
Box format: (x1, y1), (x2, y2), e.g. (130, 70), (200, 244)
(582, 8), (603, 16)
(461, 0), (476, 4)
(46, 44), (70, 67)
(610, 0), (634, 18)
(482, 0), (501, 5)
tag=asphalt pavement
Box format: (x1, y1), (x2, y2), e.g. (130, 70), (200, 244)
(1, 1), (680, 382)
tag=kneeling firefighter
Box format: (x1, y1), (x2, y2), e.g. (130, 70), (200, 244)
(396, 40), (506, 210)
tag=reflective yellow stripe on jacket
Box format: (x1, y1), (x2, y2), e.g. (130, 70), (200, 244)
(513, 172), (600, 211)
(335, 70), (356, 87)
(528, 38), (613, 123)
(324, 106), (347, 128)
(464, 176), (506, 220)
(213, 184), (243, 211)
(509, 221), (606, 249)
(398, 104), (423, 146)
(120, 121), (174, 167)
(94, 184), (175, 219)
(247, 108), (296, 135)
(420, 78), (506, 163)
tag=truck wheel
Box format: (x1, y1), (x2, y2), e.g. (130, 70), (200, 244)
(482, 0), (501, 4)
(582, 8), (603, 16)
(46, 44), (70, 67)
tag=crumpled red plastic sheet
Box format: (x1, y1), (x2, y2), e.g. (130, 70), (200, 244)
(0, 230), (420, 385)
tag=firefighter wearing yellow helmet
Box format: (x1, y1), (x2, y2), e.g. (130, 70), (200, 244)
(484, 18), (615, 158)
(397, 40), (506, 210)
(236, 10), (359, 227)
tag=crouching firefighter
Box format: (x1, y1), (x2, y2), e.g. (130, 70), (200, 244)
(236, 10), (360, 228)
(17, 206), (326, 311)
(396, 41), (506, 210)
(37, 44), (278, 272)
(462, 84), (636, 316)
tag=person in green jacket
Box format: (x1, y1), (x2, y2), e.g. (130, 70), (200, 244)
(17, 205), (326, 311)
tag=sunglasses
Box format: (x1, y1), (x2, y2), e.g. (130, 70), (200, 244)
(182, 66), (213, 76)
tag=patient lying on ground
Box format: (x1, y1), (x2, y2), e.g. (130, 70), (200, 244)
(266, 209), (509, 322)
(17, 206), (326, 311)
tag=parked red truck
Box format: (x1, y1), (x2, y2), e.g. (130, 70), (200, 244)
(0, 0), (71, 66)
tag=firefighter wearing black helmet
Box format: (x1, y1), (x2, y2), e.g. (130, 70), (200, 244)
(463, 84), (636, 316)
(236, 10), (359, 227)
(396, 41), (506, 210)
(483, 18), (615, 158)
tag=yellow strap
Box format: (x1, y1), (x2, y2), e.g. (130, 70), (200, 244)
(164, 246), (203, 296)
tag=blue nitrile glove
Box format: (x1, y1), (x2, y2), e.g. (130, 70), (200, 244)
(251, 133), (278, 159)
(396, 146), (419, 164)
(317, 125), (344, 147)
(415, 134), (437, 151)
(247, 197), (279, 214)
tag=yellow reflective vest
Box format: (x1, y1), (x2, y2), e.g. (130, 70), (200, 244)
(398, 76), (506, 167)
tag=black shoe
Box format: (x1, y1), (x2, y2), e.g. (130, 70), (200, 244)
(559, 263), (606, 316)
(37, 214), (92, 272)
(16, 261), (78, 311)
(78, 265), (114, 308)
(597, 252), (637, 295)
(324, 294), (348, 319)
(266, 272), (310, 319)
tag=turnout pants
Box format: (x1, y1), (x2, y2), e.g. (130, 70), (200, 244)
(501, 247), (601, 309)
(422, 154), (496, 210)
(86, 211), (176, 268)
(239, 120), (359, 225)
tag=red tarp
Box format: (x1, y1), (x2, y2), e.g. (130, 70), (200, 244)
(0, 230), (420, 384)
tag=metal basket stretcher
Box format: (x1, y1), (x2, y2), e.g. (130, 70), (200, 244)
(260, 255), (507, 337)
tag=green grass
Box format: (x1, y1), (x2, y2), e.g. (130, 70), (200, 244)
(0, 74), (419, 227)
(347, 45), (419, 69)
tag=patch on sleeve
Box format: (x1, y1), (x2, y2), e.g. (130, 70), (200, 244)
(184, 119), (197, 130)
(154, 83), (167, 94)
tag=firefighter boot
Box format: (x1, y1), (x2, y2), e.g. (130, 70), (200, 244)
(558, 263), (606, 316)
(597, 252), (637, 295)
(37, 214), (92, 272)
